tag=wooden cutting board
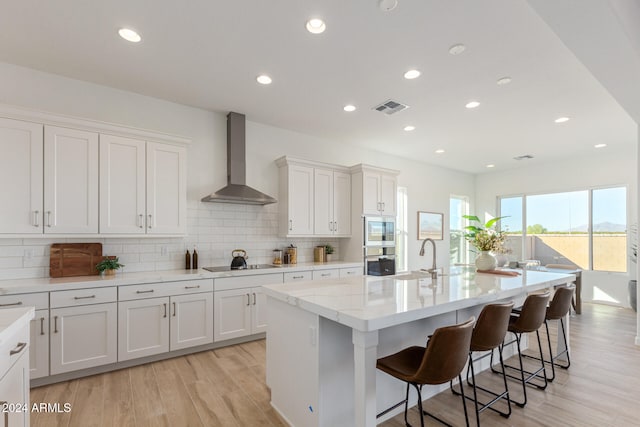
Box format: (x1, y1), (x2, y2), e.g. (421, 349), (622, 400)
(50, 243), (103, 278)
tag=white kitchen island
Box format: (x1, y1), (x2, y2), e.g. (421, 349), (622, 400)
(263, 267), (575, 427)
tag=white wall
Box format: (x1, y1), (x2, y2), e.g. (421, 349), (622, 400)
(0, 62), (475, 279)
(475, 151), (638, 308)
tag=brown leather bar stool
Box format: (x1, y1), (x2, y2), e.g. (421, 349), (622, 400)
(451, 302), (514, 426)
(491, 291), (550, 408)
(523, 285), (575, 381)
(376, 317), (475, 427)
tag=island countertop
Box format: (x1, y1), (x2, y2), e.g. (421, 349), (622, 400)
(262, 267), (576, 332)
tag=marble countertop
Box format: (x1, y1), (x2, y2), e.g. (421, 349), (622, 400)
(0, 261), (363, 295)
(263, 267), (576, 332)
(0, 307), (34, 345)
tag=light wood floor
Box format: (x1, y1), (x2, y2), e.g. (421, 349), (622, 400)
(31, 303), (639, 427)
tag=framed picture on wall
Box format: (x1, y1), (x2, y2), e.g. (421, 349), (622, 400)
(417, 211), (443, 240)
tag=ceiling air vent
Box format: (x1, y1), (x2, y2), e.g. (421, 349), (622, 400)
(373, 99), (409, 115)
(513, 154), (534, 160)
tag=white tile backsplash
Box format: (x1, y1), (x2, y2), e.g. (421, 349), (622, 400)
(0, 200), (342, 280)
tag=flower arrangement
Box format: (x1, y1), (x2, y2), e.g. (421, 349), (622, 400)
(463, 215), (510, 253)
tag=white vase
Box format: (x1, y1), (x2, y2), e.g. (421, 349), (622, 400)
(475, 251), (497, 270)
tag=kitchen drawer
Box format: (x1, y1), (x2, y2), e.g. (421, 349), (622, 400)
(283, 271), (312, 283)
(340, 267), (363, 278)
(312, 269), (339, 280)
(51, 287), (117, 308)
(215, 273), (283, 292)
(0, 292), (48, 310)
(0, 321), (29, 379)
(119, 279), (214, 301)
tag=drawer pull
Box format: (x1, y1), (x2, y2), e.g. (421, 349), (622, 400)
(321, 273), (330, 277)
(0, 301), (22, 307)
(54, 316), (58, 333)
(40, 317), (45, 335)
(184, 285), (201, 289)
(163, 303), (167, 318)
(246, 294), (251, 306)
(252, 292), (257, 305)
(173, 302), (176, 317)
(9, 342), (27, 356)
(34, 210), (40, 227)
(74, 295), (96, 300)
(293, 275), (304, 279)
(347, 271), (355, 275)
(136, 290), (155, 294)
(148, 214), (153, 229)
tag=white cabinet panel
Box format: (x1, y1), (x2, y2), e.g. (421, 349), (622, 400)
(30, 309), (49, 379)
(44, 126), (99, 233)
(252, 287), (268, 334)
(50, 303), (117, 375)
(380, 174), (397, 216)
(118, 298), (169, 361)
(214, 289), (252, 342)
(312, 269), (340, 280)
(333, 171), (351, 236)
(146, 142), (186, 234)
(100, 134), (146, 234)
(170, 292), (214, 351)
(283, 271), (313, 283)
(286, 165), (314, 236)
(314, 168), (333, 235)
(0, 346), (29, 427)
(0, 118), (43, 234)
(362, 173), (381, 216)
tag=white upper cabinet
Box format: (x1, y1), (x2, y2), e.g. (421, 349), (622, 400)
(100, 134), (146, 234)
(314, 168), (351, 236)
(146, 142), (187, 234)
(44, 125), (99, 233)
(100, 136), (185, 234)
(279, 162), (314, 236)
(360, 168), (398, 217)
(0, 118), (43, 234)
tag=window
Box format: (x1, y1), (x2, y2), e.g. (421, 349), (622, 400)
(449, 195), (469, 265)
(396, 186), (408, 272)
(498, 186), (627, 272)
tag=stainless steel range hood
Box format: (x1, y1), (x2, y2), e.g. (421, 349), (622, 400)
(201, 112), (277, 205)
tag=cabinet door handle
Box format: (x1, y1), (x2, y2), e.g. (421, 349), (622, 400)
(9, 342), (27, 356)
(73, 295), (96, 300)
(0, 301), (22, 307)
(252, 292), (257, 305)
(46, 210), (52, 227)
(329, 221), (332, 231)
(321, 273), (330, 277)
(382, 202), (385, 211)
(289, 220), (293, 231)
(293, 275), (304, 279)
(184, 285), (200, 289)
(172, 302), (176, 317)
(54, 316), (58, 333)
(334, 221), (337, 232)
(347, 271), (355, 275)
(246, 294), (251, 306)
(138, 214), (144, 228)
(148, 214), (153, 229)
(163, 303), (167, 318)
(34, 210), (40, 227)
(40, 317), (45, 335)
(136, 290), (154, 294)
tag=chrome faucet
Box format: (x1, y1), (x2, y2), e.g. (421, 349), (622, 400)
(419, 238), (438, 279)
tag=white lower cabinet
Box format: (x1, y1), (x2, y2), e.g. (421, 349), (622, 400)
(30, 309), (49, 379)
(0, 343), (29, 427)
(50, 302), (118, 375)
(118, 280), (214, 362)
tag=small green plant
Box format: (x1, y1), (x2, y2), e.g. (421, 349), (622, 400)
(96, 257), (125, 272)
(324, 244), (335, 255)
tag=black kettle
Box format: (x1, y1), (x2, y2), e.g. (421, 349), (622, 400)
(230, 249), (248, 270)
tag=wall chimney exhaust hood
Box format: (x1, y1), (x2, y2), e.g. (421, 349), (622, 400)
(201, 112), (277, 205)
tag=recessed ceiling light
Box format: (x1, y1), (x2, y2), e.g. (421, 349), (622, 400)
(343, 104), (356, 112)
(378, 0), (398, 12)
(256, 75), (272, 85)
(435, 149), (445, 154)
(448, 43), (466, 55)
(486, 164), (495, 168)
(306, 18), (326, 34)
(594, 143), (607, 148)
(118, 28), (141, 43)
(404, 69), (421, 80)
(554, 117), (570, 123)
(403, 125), (415, 131)
(465, 101), (480, 109)
(496, 76), (512, 86)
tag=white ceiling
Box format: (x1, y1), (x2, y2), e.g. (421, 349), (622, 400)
(0, 0), (637, 174)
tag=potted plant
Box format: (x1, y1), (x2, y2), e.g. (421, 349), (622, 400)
(324, 244), (335, 262)
(463, 215), (508, 270)
(96, 256), (124, 276)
